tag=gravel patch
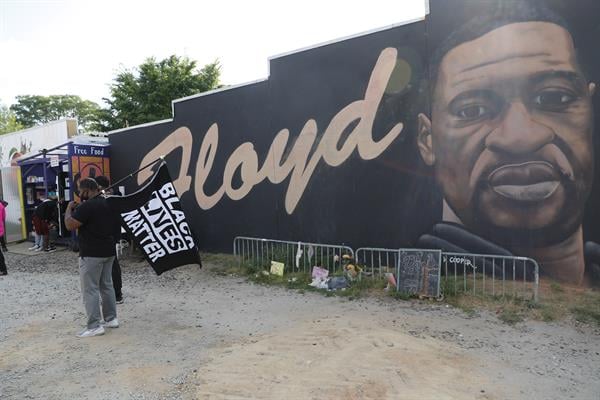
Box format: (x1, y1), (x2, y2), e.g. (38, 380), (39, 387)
(0, 246), (599, 399)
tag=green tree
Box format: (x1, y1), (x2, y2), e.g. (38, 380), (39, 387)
(0, 104), (25, 134)
(100, 55), (220, 131)
(9, 95), (102, 132)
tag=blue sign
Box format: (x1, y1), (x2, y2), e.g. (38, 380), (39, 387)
(68, 143), (109, 157)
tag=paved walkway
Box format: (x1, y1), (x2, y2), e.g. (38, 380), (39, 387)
(5, 241), (67, 256)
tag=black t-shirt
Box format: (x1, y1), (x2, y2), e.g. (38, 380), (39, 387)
(72, 197), (116, 257)
(109, 190), (123, 244)
(35, 199), (57, 222)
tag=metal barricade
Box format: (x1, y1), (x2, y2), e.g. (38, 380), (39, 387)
(441, 252), (539, 301)
(353, 247), (539, 301)
(355, 247), (398, 278)
(232, 236), (354, 275)
(232, 238), (539, 301)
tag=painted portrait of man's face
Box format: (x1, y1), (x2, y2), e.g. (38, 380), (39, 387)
(418, 21), (596, 247)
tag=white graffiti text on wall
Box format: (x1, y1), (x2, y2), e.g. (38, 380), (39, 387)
(138, 48), (407, 214)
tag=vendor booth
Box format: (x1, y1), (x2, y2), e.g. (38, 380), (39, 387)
(17, 139), (111, 246)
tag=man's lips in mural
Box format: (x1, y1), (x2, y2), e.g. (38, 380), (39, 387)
(469, 144), (576, 203)
(487, 161), (563, 201)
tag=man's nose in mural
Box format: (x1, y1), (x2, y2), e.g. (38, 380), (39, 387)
(485, 102), (554, 154)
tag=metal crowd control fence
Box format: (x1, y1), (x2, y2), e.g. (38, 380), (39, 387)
(354, 247), (539, 301)
(232, 238), (539, 301)
(355, 247), (399, 278)
(232, 236), (354, 275)
(442, 252), (539, 301)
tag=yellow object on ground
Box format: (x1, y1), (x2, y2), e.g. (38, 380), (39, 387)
(270, 261), (284, 276)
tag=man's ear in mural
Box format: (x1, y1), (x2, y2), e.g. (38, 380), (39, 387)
(417, 113), (435, 166)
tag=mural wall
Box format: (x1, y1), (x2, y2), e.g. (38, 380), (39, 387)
(0, 119), (76, 167)
(109, 0), (600, 286)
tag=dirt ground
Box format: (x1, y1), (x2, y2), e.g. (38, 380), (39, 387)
(1, 243), (599, 400)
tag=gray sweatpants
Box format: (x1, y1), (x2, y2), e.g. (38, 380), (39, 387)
(79, 256), (117, 329)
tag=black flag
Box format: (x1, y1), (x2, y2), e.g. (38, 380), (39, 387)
(106, 163), (201, 275)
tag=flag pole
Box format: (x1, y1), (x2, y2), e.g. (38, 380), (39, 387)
(101, 156), (165, 195)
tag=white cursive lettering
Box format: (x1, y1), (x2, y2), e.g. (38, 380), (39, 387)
(137, 47), (407, 214)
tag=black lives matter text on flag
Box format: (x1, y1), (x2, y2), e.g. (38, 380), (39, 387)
(106, 163), (202, 275)
(121, 183), (194, 262)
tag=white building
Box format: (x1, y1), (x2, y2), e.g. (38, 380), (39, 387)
(0, 119), (78, 242)
(0, 119), (77, 167)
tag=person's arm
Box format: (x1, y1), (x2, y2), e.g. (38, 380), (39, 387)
(65, 201), (83, 231)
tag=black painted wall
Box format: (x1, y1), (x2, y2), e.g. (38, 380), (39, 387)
(109, 0), (600, 286)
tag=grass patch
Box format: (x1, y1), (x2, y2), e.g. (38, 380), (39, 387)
(570, 292), (600, 325)
(201, 252), (241, 273)
(497, 308), (523, 324)
(202, 252), (600, 326)
(202, 251), (387, 299)
(571, 307), (600, 324)
(550, 282), (564, 293)
(390, 291), (413, 301)
(333, 277), (387, 300)
(539, 305), (557, 322)
(536, 282), (600, 326)
(248, 270), (385, 300)
(453, 301), (477, 317)
(440, 275), (600, 325)
(201, 252), (238, 265)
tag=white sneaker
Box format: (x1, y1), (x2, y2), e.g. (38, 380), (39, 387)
(101, 318), (119, 328)
(28, 245), (39, 250)
(34, 246), (43, 252)
(76, 326), (105, 338)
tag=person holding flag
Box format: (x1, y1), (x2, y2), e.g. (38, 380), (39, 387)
(95, 175), (124, 304)
(65, 178), (119, 338)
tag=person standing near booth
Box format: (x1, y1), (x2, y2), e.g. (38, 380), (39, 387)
(35, 196), (57, 253)
(0, 200), (8, 275)
(0, 199), (8, 252)
(65, 178), (119, 338)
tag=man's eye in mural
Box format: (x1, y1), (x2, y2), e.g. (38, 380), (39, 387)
(532, 89), (577, 111)
(450, 91), (504, 123)
(456, 104), (492, 120)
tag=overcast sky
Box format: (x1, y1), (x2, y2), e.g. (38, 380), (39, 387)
(0, 0), (427, 107)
